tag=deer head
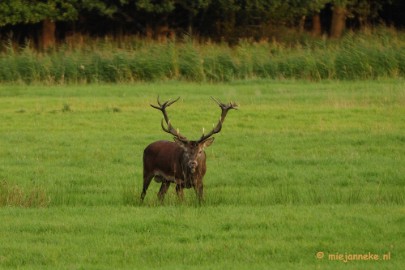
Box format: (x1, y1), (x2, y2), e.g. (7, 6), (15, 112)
(150, 96), (238, 173)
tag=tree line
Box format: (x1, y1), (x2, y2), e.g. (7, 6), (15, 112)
(0, 0), (404, 49)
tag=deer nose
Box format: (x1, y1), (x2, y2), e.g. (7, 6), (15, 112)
(189, 161), (198, 168)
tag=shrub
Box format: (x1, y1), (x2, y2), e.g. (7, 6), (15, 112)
(0, 29), (403, 83)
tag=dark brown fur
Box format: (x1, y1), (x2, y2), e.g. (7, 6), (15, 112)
(140, 96), (236, 203)
(141, 138), (213, 202)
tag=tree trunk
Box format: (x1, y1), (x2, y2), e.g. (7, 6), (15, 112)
(312, 13), (321, 37)
(146, 24), (153, 40)
(41, 19), (56, 50)
(298, 15), (306, 33)
(188, 12), (193, 36)
(330, 5), (346, 39)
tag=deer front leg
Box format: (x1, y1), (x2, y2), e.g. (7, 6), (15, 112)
(194, 182), (204, 203)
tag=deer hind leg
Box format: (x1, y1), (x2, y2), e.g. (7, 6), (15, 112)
(140, 173), (154, 202)
(175, 184), (184, 201)
(157, 179), (170, 202)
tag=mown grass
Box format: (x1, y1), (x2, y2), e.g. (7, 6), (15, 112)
(0, 80), (404, 269)
(1, 205), (403, 269)
(0, 29), (404, 83)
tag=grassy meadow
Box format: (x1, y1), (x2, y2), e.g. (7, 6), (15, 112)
(0, 80), (404, 269)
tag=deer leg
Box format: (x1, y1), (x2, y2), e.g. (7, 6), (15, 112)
(157, 181), (170, 202)
(194, 183), (204, 203)
(140, 174), (154, 201)
(176, 184), (184, 201)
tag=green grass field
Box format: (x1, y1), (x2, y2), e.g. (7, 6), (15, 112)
(0, 80), (404, 269)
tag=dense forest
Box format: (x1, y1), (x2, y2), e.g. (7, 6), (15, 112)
(0, 0), (404, 49)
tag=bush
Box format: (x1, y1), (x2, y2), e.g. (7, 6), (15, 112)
(178, 43), (204, 81)
(203, 48), (237, 81)
(0, 29), (403, 83)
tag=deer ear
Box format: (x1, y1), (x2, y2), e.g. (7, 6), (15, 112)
(202, 137), (215, 148)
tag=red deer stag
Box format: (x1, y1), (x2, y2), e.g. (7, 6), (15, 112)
(141, 96), (237, 202)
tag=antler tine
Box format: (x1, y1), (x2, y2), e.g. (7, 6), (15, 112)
(198, 97), (238, 143)
(150, 96), (179, 109)
(210, 96), (222, 106)
(166, 96), (180, 106)
(210, 96), (238, 112)
(160, 119), (185, 138)
(150, 96), (161, 110)
(157, 95), (163, 106)
(211, 96), (238, 116)
(151, 96), (187, 141)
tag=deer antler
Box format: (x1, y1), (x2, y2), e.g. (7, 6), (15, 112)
(150, 96), (188, 141)
(198, 97), (238, 143)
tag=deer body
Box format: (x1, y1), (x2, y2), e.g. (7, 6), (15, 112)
(140, 97), (237, 202)
(142, 139), (211, 201)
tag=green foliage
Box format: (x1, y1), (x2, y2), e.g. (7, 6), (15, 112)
(0, 0), (120, 26)
(203, 45), (237, 81)
(178, 42), (205, 81)
(0, 0), (401, 47)
(0, 29), (404, 83)
(335, 31), (404, 79)
(0, 0), (78, 26)
(135, 0), (175, 13)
